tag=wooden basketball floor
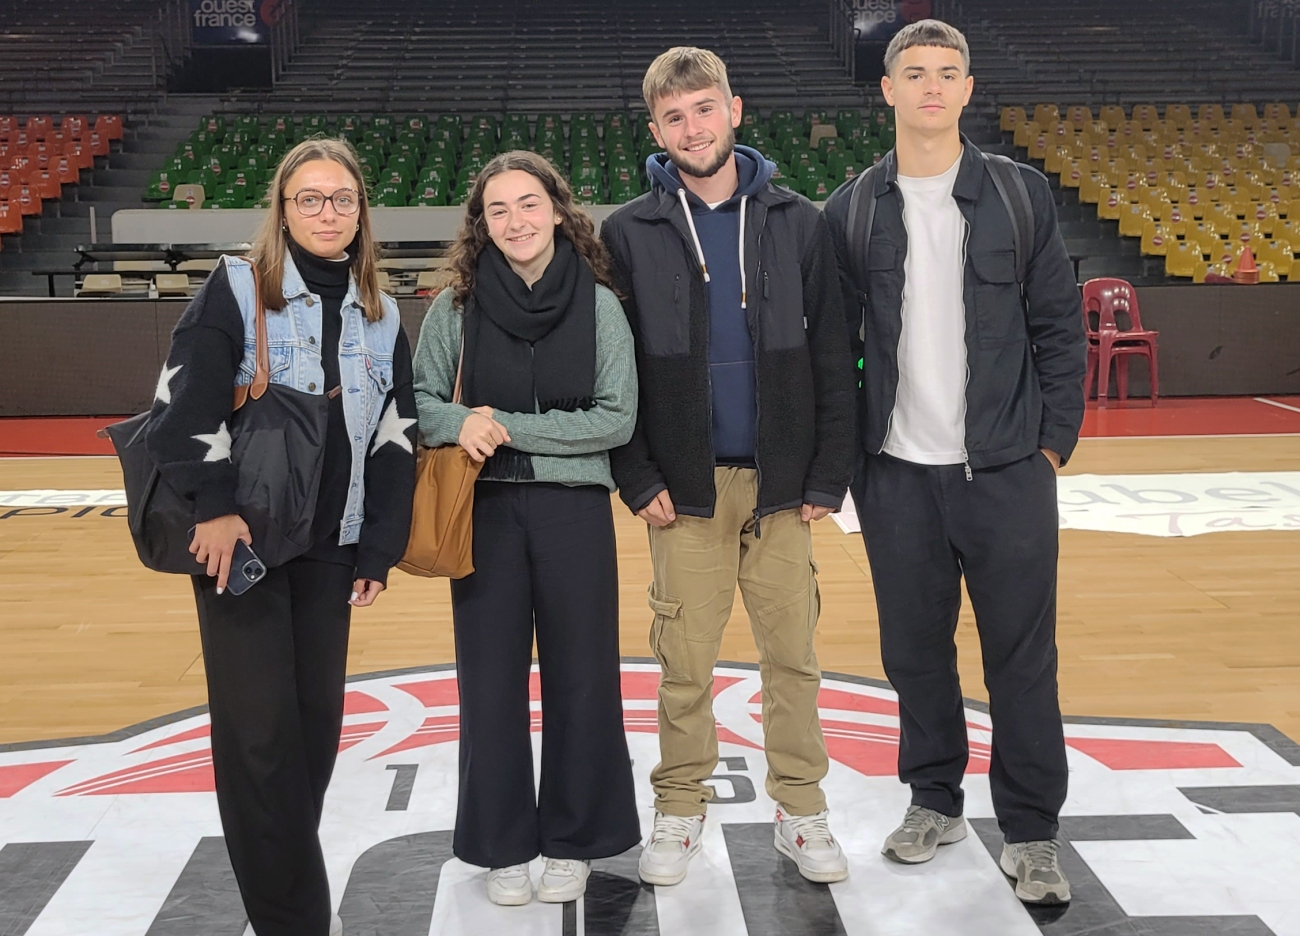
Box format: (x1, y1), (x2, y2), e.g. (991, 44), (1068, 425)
(1, 402), (1298, 748)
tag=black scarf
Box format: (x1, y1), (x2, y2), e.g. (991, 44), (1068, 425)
(463, 236), (597, 480)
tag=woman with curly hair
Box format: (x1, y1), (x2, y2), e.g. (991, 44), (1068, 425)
(412, 149), (640, 906)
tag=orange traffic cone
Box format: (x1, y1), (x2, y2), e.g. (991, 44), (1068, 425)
(1234, 246), (1259, 284)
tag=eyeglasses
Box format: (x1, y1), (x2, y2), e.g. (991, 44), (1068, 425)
(285, 188), (361, 216)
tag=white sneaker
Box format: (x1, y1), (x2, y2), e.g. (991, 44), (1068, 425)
(773, 808), (849, 883)
(1000, 840), (1071, 904)
(638, 812), (705, 885)
(329, 913), (343, 936)
(881, 805), (967, 864)
(486, 863), (533, 906)
(536, 857), (591, 903)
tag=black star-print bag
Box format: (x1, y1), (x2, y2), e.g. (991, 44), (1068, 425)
(104, 277), (330, 574)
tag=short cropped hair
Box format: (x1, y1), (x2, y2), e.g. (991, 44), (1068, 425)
(883, 19), (971, 77)
(642, 47), (733, 118)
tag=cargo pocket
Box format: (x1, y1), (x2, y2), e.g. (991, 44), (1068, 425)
(647, 583), (685, 678)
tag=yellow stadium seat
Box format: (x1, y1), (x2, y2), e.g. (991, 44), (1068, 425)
(1066, 105), (1093, 130)
(1166, 104), (1193, 129)
(1045, 144), (1070, 174)
(1028, 129), (1051, 160)
(1257, 262), (1280, 282)
(1080, 172), (1103, 204)
(1141, 220), (1172, 256)
(1099, 105), (1127, 129)
(1132, 104), (1159, 128)
(1120, 202), (1153, 238)
(1264, 103), (1292, 123)
(1033, 104), (1060, 127)
(1014, 120), (1040, 149)
(1198, 104), (1226, 127)
(1165, 240), (1200, 277)
(1287, 258), (1300, 281)
(1097, 186), (1125, 220)
(1232, 103), (1260, 127)
(1060, 159), (1085, 189)
(1000, 107), (1026, 133)
(1192, 260), (1210, 283)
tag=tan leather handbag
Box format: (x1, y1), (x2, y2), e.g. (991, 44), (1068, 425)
(397, 341), (482, 579)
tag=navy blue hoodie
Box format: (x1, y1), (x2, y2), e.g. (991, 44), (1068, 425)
(646, 145), (775, 465)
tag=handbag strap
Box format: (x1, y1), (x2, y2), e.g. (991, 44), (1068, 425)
(452, 330), (465, 405)
(233, 261), (271, 411)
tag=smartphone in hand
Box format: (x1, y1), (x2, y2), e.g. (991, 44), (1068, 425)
(226, 538), (267, 595)
(187, 526), (267, 595)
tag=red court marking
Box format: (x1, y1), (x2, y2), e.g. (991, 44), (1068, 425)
(1081, 396), (1300, 437)
(820, 719), (991, 776)
(131, 724), (210, 753)
(0, 416), (124, 456)
(1066, 737), (1241, 770)
(373, 715), (460, 758)
(0, 761), (72, 797)
(337, 721), (387, 752)
(59, 750), (215, 796)
(396, 678), (459, 708)
(343, 690), (388, 715)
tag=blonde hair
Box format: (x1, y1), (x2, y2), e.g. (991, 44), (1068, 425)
(248, 137), (386, 323)
(642, 46), (733, 119)
(884, 19), (971, 77)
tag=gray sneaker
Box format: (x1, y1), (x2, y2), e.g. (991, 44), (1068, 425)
(880, 805), (967, 864)
(999, 840), (1071, 904)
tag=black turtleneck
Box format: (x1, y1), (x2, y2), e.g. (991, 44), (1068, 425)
(291, 239), (359, 567)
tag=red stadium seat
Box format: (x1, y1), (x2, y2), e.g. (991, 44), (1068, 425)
(94, 114), (123, 141)
(29, 169), (60, 200)
(60, 115), (89, 139)
(16, 184), (41, 216)
(53, 155), (78, 186)
(24, 116), (53, 139)
(1082, 278), (1159, 406)
(65, 140), (93, 170)
(0, 116), (14, 137)
(88, 131), (109, 157)
(0, 169), (11, 199)
(0, 200), (22, 234)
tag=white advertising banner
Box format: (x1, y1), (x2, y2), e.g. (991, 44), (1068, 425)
(833, 472), (1300, 538)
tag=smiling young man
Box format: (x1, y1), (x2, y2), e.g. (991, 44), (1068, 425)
(600, 47), (856, 886)
(823, 21), (1085, 904)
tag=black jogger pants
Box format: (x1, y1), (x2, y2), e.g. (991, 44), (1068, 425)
(854, 451), (1068, 843)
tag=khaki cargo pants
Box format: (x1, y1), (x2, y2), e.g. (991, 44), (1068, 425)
(647, 467), (829, 818)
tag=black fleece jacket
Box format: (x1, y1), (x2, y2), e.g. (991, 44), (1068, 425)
(601, 153), (857, 521)
(823, 137), (1086, 469)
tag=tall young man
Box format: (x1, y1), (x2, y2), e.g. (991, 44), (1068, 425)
(824, 21), (1086, 904)
(601, 47), (857, 886)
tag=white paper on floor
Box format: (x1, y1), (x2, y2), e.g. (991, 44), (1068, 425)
(832, 472), (1300, 537)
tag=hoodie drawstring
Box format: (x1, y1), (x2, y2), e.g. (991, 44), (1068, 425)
(677, 188), (711, 284)
(738, 195), (748, 309)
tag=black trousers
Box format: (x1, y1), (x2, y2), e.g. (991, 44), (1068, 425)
(192, 556), (353, 936)
(853, 451), (1068, 842)
(450, 482), (641, 868)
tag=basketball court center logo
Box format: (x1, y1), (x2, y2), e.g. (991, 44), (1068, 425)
(1, 662), (1296, 935)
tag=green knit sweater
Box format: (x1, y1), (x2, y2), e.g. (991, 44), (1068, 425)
(412, 284), (637, 491)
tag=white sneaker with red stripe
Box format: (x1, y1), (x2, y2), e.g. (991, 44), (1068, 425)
(773, 808), (850, 883)
(638, 812), (705, 885)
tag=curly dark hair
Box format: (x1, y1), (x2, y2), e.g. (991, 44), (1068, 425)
(447, 149), (616, 307)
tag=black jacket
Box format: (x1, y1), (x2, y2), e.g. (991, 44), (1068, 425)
(601, 168), (857, 520)
(824, 138), (1087, 468)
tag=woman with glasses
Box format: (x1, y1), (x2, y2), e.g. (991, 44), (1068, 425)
(413, 150), (640, 906)
(145, 138), (417, 936)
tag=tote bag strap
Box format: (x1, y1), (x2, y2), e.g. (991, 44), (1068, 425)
(452, 330), (465, 405)
(233, 262), (271, 411)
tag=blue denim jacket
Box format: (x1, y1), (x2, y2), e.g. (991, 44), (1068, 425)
(222, 253), (401, 545)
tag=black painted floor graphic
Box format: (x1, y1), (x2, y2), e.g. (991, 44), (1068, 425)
(2, 662), (1299, 934)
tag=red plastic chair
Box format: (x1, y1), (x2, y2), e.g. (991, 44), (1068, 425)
(1081, 277), (1159, 406)
(0, 200), (20, 235)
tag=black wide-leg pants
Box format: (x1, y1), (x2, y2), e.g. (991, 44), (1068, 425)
(450, 482), (641, 869)
(853, 451), (1068, 843)
(192, 556), (353, 936)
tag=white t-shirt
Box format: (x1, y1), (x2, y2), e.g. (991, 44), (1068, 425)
(883, 153), (969, 466)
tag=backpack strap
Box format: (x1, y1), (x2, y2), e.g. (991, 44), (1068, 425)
(844, 160), (884, 289)
(981, 152), (1036, 284)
